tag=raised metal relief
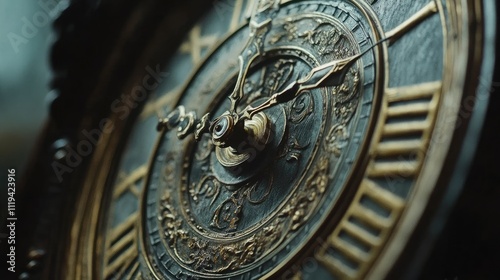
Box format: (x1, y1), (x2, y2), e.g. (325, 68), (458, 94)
(325, 125), (349, 157)
(159, 189), (284, 273)
(290, 91), (315, 123)
(158, 158), (329, 273)
(189, 175), (221, 205)
(144, 2), (374, 277)
(281, 157), (329, 231)
(270, 18), (346, 56)
(278, 136), (310, 162)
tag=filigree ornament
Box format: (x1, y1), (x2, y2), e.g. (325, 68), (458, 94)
(269, 19), (298, 43)
(333, 67), (360, 104)
(290, 91), (314, 123)
(237, 59), (296, 107)
(325, 125), (349, 157)
(278, 136), (310, 162)
(190, 175), (221, 206)
(265, 59), (296, 95)
(159, 159), (329, 273)
(148, 4), (371, 276)
(209, 176), (273, 231)
(270, 18), (346, 57)
(299, 23), (344, 55)
(159, 190), (284, 273)
(280, 157), (329, 231)
(210, 191), (244, 231)
(194, 135), (214, 162)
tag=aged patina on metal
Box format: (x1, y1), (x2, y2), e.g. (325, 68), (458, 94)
(8, 0), (497, 279)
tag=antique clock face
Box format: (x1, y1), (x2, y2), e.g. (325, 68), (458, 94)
(62, 0), (494, 279)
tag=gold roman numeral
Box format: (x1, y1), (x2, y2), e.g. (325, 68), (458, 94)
(103, 213), (140, 279)
(114, 165), (148, 199)
(386, 1), (439, 45)
(368, 81), (441, 177)
(316, 81), (441, 279)
(228, 0), (246, 31)
(180, 25), (219, 65)
(316, 180), (404, 279)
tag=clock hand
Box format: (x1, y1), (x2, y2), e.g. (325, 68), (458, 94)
(159, 49), (361, 143)
(156, 1), (282, 142)
(227, 0), (281, 113)
(157, 38), (390, 147)
(240, 37), (390, 120)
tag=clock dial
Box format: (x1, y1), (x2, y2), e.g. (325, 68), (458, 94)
(59, 0), (493, 279)
(141, 1), (384, 278)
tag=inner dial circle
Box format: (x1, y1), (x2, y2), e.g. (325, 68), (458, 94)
(142, 1), (381, 278)
(189, 52), (322, 233)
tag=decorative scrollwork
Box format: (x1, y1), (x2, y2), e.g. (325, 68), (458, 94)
(278, 136), (310, 162)
(290, 91), (314, 123)
(299, 23), (344, 55)
(210, 174), (273, 231)
(325, 124), (349, 157)
(158, 149), (330, 273)
(194, 135), (214, 162)
(210, 191), (244, 231)
(280, 157), (329, 231)
(159, 190), (284, 273)
(190, 175), (221, 206)
(264, 59), (296, 96)
(333, 67), (360, 104)
(246, 175), (273, 204)
(269, 19), (298, 44)
(270, 18), (347, 57)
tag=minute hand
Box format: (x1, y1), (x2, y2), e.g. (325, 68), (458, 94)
(242, 53), (362, 120)
(241, 36), (390, 120)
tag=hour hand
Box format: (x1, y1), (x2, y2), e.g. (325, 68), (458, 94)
(228, 0), (281, 113)
(228, 20), (272, 112)
(241, 37), (390, 119)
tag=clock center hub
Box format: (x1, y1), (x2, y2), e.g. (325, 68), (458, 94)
(210, 105), (287, 185)
(214, 112), (272, 168)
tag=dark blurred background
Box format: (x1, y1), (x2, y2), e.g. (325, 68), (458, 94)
(0, 0), (68, 223)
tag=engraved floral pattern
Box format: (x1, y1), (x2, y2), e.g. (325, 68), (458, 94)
(159, 158), (329, 273)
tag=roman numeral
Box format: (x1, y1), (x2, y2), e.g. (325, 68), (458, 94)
(386, 1), (439, 45)
(229, 0), (245, 31)
(316, 82), (441, 279)
(114, 165), (148, 199)
(244, 0), (258, 19)
(103, 213), (140, 279)
(367, 81), (441, 177)
(180, 25), (219, 65)
(316, 179), (404, 279)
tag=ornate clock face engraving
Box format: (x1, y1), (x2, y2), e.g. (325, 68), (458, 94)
(141, 1), (383, 278)
(67, 0), (488, 279)
(143, 1), (382, 277)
